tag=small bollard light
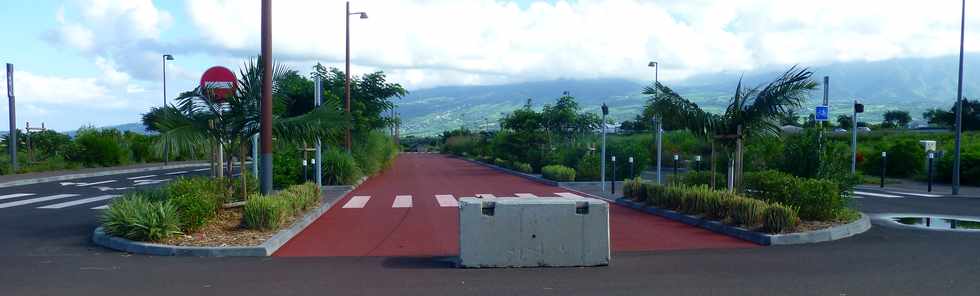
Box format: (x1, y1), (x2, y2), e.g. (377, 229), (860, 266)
(695, 155), (702, 171)
(672, 154), (679, 177)
(628, 157), (634, 178)
(928, 151), (935, 192)
(880, 151), (887, 188)
(611, 156), (617, 194)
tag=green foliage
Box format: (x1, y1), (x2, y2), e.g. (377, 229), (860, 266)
(541, 165), (576, 181)
(729, 197), (767, 227)
(242, 195), (286, 230)
(281, 183), (321, 214)
(352, 131), (399, 177)
(622, 178), (647, 202)
(669, 171), (713, 187)
(513, 161), (533, 174)
(763, 203), (800, 233)
(644, 182), (666, 206)
(272, 144), (304, 189)
(322, 147), (362, 185)
(66, 128), (129, 167)
(862, 138), (924, 178)
(101, 194), (182, 241)
(123, 132), (160, 163)
(166, 177), (223, 231)
(742, 170), (845, 221)
(575, 153), (601, 181)
(936, 143), (980, 185)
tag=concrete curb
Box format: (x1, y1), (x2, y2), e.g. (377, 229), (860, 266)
(612, 198), (871, 246)
(0, 163), (210, 189)
(92, 186), (351, 256)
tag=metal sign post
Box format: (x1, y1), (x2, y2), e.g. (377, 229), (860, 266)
(6, 64), (16, 172)
(600, 103), (608, 192)
(314, 76), (323, 187)
(927, 152), (934, 192)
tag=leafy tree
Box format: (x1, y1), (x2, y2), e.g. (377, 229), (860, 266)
(312, 64), (406, 135)
(642, 66), (817, 190)
(883, 110), (912, 128)
(837, 114), (853, 129)
(778, 109), (801, 126)
(922, 99), (980, 130)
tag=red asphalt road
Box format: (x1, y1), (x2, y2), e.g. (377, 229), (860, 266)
(274, 153), (756, 257)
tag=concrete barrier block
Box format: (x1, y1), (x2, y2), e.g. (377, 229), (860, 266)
(458, 197), (610, 268)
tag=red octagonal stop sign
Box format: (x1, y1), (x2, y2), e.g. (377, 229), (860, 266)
(200, 66), (237, 102)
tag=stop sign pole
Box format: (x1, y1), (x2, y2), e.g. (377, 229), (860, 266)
(260, 0), (274, 195)
(6, 64), (16, 172)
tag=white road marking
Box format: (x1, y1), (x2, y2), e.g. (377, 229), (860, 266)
(393, 195), (413, 208)
(435, 195), (458, 207)
(77, 180), (117, 187)
(0, 194), (80, 209)
(885, 191), (943, 198)
(127, 175), (157, 180)
(555, 192), (584, 199)
(0, 193), (35, 201)
(165, 171), (189, 175)
(91, 205), (109, 210)
(193, 168), (210, 172)
(133, 179), (171, 186)
(854, 191), (902, 198)
(95, 186), (134, 192)
(38, 195), (120, 209)
(342, 196), (371, 208)
(514, 193), (537, 198)
(476, 194), (496, 199)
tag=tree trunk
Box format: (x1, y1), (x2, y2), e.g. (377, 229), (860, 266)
(735, 125), (744, 192)
(240, 141), (247, 200)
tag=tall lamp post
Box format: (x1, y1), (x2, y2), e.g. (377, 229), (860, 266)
(259, 0), (273, 195)
(345, 1), (368, 153)
(600, 103), (609, 192)
(162, 54), (174, 165)
(952, 0), (966, 195)
(649, 61), (663, 184)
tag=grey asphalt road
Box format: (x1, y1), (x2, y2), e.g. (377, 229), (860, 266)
(0, 168), (978, 295)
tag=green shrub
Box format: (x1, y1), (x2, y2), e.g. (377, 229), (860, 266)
(513, 162), (533, 174)
(494, 158), (511, 168)
(669, 171), (713, 187)
(322, 147), (363, 185)
(225, 172), (260, 202)
(541, 165), (576, 181)
(101, 194), (182, 241)
(743, 170), (845, 221)
(575, 154), (601, 181)
(644, 183), (666, 206)
(282, 183), (321, 214)
(242, 195), (286, 230)
(763, 203), (800, 233)
(729, 197), (767, 227)
(65, 128), (129, 167)
(622, 178), (647, 202)
(165, 177), (223, 231)
(352, 131), (399, 177)
(687, 186), (723, 217)
(659, 185), (687, 210)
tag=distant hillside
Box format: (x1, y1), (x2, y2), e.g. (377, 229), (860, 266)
(64, 123), (150, 137)
(399, 53), (980, 136)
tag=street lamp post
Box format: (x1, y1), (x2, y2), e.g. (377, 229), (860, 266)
(259, 0), (274, 195)
(952, 0), (966, 195)
(648, 61), (663, 185)
(162, 54), (174, 165)
(345, 1), (368, 153)
(600, 103), (609, 192)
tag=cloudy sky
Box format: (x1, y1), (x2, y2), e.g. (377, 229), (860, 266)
(0, 0), (977, 131)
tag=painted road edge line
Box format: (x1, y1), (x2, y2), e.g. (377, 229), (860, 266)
(885, 191), (943, 198)
(393, 195), (412, 208)
(91, 205), (109, 210)
(127, 175), (157, 180)
(165, 171), (189, 175)
(0, 193), (35, 201)
(39, 195), (120, 209)
(854, 191), (902, 198)
(0, 194), (80, 209)
(78, 180), (117, 187)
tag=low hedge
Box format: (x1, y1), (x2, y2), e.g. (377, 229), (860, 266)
(512, 162), (533, 174)
(622, 179), (803, 233)
(542, 165), (576, 181)
(243, 183), (322, 230)
(742, 170), (845, 221)
(101, 194), (182, 241)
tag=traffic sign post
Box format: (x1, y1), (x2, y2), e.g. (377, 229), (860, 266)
(200, 66), (237, 102)
(6, 64), (16, 172)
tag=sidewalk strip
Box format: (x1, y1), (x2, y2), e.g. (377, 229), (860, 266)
(127, 175), (157, 180)
(38, 195), (120, 209)
(886, 191), (943, 198)
(0, 194), (80, 209)
(854, 191), (902, 198)
(515, 193), (537, 198)
(342, 196), (371, 208)
(0, 193), (35, 201)
(435, 194), (458, 207)
(393, 195), (413, 208)
(78, 180), (116, 187)
(91, 205), (109, 210)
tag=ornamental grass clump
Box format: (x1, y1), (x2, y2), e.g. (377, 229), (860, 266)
(763, 203), (800, 233)
(282, 183), (321, 214)
(729, 197), (767, 227)
(644, 183), (666, 206)
(101, 194), (182, 242)
(541, 165), (576, 181)
(243, 195), (286, 230)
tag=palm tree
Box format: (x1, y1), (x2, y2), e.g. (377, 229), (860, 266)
(643, 66), (817, 191)
(146, 56), (349, 197)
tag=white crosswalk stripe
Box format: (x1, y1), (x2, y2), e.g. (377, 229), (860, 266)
(342, 196), (371, 208)
(435, 194), (458, 207)
(91, 205), (109, 210)
(0, 193), (35, 201)
(514, 193), (537, 198)
(393, 195), (413, 208)
(0, 194), (80, 209)
(38, 195), (120, 209)
(555, 192), (584, 199)
(854, 191), (902, 198)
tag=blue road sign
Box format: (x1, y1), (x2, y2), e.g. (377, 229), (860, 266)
(815, 105), (829, 121)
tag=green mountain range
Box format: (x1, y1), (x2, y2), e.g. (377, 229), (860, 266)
(398, 54), (980, 136)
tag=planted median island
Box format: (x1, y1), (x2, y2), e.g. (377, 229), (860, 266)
(100, 175), (321, 246)
(621, 170), (862, 234)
